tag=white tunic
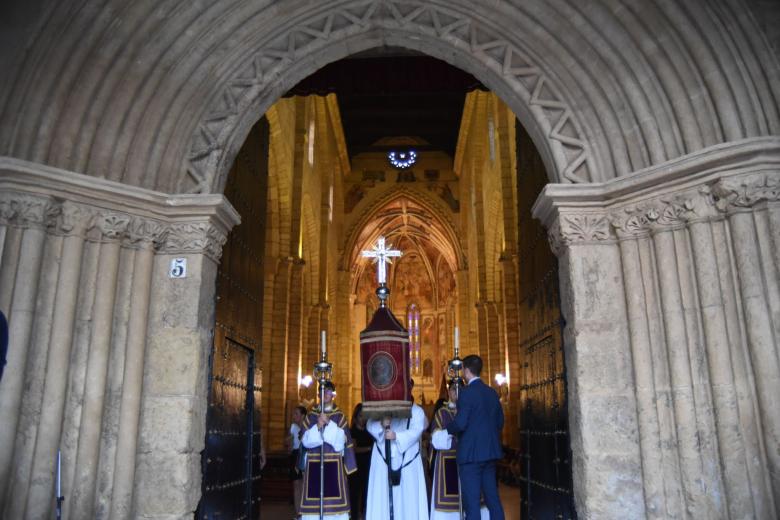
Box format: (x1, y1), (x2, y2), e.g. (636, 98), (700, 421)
(366, 404), (429, 520)
(290, 422), (302, 450)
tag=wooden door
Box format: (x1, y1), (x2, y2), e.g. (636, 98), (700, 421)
(197, 118), (269, 519)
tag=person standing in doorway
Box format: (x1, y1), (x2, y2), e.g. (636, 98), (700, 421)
(446, 355), (505, 520)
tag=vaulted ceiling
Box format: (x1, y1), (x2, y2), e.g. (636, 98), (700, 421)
(286, 50), (485, 158)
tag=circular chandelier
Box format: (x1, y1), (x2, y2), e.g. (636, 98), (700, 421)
(387, 150), (417, 169)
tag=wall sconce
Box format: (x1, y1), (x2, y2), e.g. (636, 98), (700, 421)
(298, 374), (314, 405)
(494, 373), (509, 403)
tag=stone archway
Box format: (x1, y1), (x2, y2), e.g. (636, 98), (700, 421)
(2, 1), (776, 193)
(0, 2), (778, 519)
(186, 1), (594, 193)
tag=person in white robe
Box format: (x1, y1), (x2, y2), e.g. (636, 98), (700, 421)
(366, 403), (429, 520)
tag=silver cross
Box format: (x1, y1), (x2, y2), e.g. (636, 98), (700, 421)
(361, 236), (402, 285)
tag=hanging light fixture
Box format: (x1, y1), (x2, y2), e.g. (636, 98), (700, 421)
(387, 149), (417, 169)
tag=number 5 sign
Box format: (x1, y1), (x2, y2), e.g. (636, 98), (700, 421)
(169, 258), (187, 278)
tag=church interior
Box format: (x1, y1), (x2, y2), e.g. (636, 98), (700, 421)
(212, 51), (569, 517)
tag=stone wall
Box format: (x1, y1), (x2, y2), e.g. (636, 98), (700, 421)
(534, 137), (780, 519)
(0, 159), (239, 519)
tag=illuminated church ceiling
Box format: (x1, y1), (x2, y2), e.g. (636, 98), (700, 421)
(351, 196), (458, 311)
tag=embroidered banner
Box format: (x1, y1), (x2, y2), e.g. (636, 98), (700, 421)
(360, 307), (412, 418)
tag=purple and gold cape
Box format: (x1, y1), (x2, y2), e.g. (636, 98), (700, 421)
(431, 404), (461, 512)
(299, 406), (357, 515)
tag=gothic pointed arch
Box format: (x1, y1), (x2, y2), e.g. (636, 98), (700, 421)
(343, 187), (464, 274)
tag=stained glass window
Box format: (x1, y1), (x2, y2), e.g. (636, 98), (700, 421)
(407, 303), (421, 375)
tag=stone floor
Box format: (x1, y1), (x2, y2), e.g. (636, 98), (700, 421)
(260, 483), (521, 519)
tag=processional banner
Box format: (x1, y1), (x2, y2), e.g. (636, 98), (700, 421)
(359, 307), (412, 419)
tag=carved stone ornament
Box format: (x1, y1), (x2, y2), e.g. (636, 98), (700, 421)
(547, 214), (611, 255)
(0, 192), (54, 229)
(185, 0), (592, 193)
(160, 222), (228, 260)
(0, 192), (229, 260)
(708, 173), (780, 212)
(96, 212), (132, 239)
(50, 201), (95, 236)
(609, 196), (700, 238)
(125, 217), (168, 249)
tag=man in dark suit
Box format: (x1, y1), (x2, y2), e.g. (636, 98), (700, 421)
(446, 354), (505, 520)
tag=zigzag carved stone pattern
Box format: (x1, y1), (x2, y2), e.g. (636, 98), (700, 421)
(186, 1), (591, 193)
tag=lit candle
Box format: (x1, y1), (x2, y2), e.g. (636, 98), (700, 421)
(56, 449), (61, 497)
(321, 330), (326, 357)
(454, 327), (459, 355)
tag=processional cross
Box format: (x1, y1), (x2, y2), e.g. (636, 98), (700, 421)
(362, 236), (402, 306)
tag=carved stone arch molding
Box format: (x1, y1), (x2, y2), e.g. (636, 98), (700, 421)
(177, 0), (777, 195)
(2, 1), (777, 194)
(188, 0), (601, 194)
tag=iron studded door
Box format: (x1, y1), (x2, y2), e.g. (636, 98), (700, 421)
(197, 338), (260, 519)
(515, 119), (576, 519)
(518, 288), (576, 519)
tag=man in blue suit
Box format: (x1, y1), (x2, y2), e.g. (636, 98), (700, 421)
(446, 354), (505, 520)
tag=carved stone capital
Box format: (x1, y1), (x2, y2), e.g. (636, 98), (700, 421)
(159, 221), (228, 261)
(609, 195), (705, 238)
(92, 211), (131, 241)
(0, 192), (53, 229)
(0, 159), (239, 262)
(48, 201), (95, 237)
(124, 217), (167, 249)
(708, 173), (780, 213)
(547, 213), (612, 255)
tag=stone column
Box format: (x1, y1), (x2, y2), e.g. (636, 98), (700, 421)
(132, 217), (234, 519)
(110, 243), (155, 518)
(263, 257), (293, 451)
(333, 269), (352, 413)
(473, 300), (503, 406)
(455, 269), (476, 355)
(542, 213), (646, 519)
(22, 203), (92, 519)
(0, 193), (51, 515)
(0, 158), (239, 519)
(283, 259), (305, 426)
(533, 138), (780, 519)
(304, 304), (323, 387)
(500, 253), (521, 446)
(712, 174), (780, 511)
(474, 302), (490, 370)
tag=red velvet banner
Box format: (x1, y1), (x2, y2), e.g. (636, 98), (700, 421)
(360, 340), (410, 402)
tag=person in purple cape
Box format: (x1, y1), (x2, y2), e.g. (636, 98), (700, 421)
(429, 378), (489, 519)
(299, 380), (357, 520)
